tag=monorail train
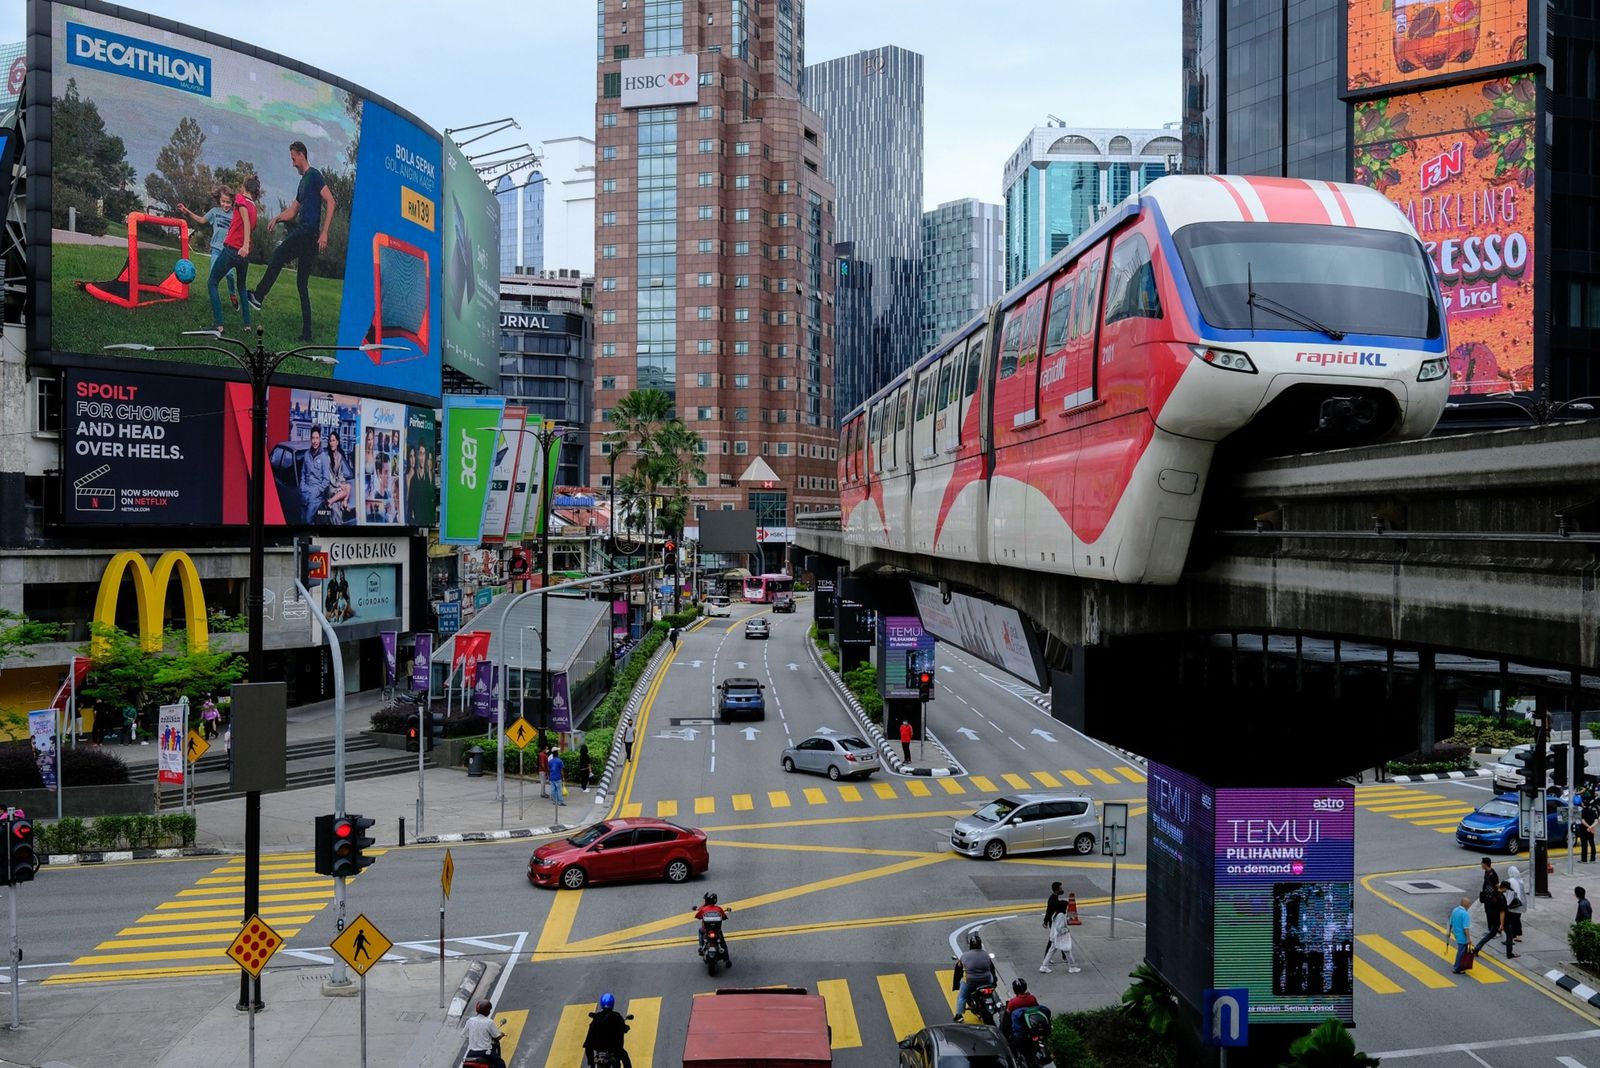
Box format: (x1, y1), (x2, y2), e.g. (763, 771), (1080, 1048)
(838, 175), (1449, 585)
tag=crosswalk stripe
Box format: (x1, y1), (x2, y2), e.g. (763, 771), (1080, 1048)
(1362, 799), (1468, 813)
(127, 916), (315, 933)
(43, 964), (237, 985)
(732, 794), (754, 811)
(877, 973), (924, 1042)
(1060, 769), (1092, 787)
(1402, 929), (1506, 984)
(1115, 766), (1146, 783)
(622, 802), (643, 818)
(970, 775), (998, 792)
(625, 996), (661, 1068)
(170, 891), (332, 906)
(1410, 815), (1469, 827)
(182, 878), (329, 893)
(816, 978), (861, 1048)
(838, 784), (863, 802)
(655, 800), (678, 818)
(935, 968), (957, 1015)
(694, 796), (715, 815)
(1352, 956), (1403, 994)
(1030, 772), (1061, 788)
(937, 778), (966, 795)
(1001, 773), (1030, 790)
(497, 1009), (530, 1063)
(768, 791), (791, 809)
(1355, 934), (1453, 989)
(1087, 768), (1120, 785)
(543, 1002), (594, 1068)
(872, 782), (896, 800)
(803, 788), (827, 806)
(905, 780), (931, 797)
(98, 929), (301, 949)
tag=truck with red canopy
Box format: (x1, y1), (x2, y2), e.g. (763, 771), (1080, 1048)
(682, 987), (833, 1067)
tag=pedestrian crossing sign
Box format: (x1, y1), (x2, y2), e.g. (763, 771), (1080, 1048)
(226, 914), (283, 977)
(186, 729), (210, 763)
(506, 717), (536, 750)
(330, 913), (392, 977)
(442, 848), (455, 899)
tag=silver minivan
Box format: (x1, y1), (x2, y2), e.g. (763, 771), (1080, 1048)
(950, 793), (1098, 860)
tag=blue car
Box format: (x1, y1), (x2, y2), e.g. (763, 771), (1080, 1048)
(1455, 792), (1568, 854)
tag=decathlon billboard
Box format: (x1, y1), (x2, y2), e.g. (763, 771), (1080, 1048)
(23, 0), (468, 407)
(620, 54), (700, 108)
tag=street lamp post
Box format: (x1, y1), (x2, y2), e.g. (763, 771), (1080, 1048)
(105, 327), (397, 1012)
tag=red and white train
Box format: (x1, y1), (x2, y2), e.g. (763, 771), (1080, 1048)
(838, 175), (1449, 585)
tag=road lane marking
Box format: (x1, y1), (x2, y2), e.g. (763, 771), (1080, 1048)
(124, 916), (315, 933)
(625, 996), (661, 1068)
(496, 1009), (529, 1064)
(622, 802), (643, 818)
(706, 840), (930, 859)
(1362, 799), (1470, 813)
(768, 790), (792, 809)
(733, 793), (754, 811)
(1352, 956), (1403, 994)
(655, 799), (678, 818)
(877, 973), (923, 1041)
(532, 889), (583, 963)
(935, 968), (957, 1014)
(1115, 766), (1146, 783)
(694, 796), (715, 814)
(816, 978), (861, 1048)
(1401, 929), (1505, 983)
(872, 782), (897, 800)
(969, 775), (997, 792)
(1061, 769), (1092, 787)
(543, 1002), (594, 1068)
(696, 810), (970, 833)
(938, 778), (966, 795)
(905, 780), (931, 797)
(1371, 1029), (1600, 1059)
(1001, 773), (1030, 789)
(803, 787), (827, 805)
(1030, 772), (1061, 788)
(1355, 934), (1453, 989)
(43, 964), (236, 984)
(1086, 768), (1120, 785)
(839, 784), (863, 802)
(1410, 815), (1469, 827)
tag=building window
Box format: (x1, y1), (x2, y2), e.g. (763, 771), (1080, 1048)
(777, 180), (791, 193)
(734, 241), (749, 255)
(697, 272), (714, 286)
(603, 113), (618, 128)
(776, 311), (790, 324)
(699, 105), (715, 119)
(601, 376), (617, 390)
(697, 340), (714, 353)
(601, 342), (617, 356)
(602, 277), (618, 291)
(698, 72), (714, 85)
(697, 407), (713, 420)
(698, 171), (714, 187)
(698, 239), (715, 253)
(776, 442), (790, 456)
(602, 146), (618, 160)
(734, 274), (749, 288)
(735, 141), (750, 155)
(734, 440), (749, 454)
(602, 178), (617, 193)
(734, 174), (751, 189)
(698, 205), (714, 220)
(602, 310), (618, 324)
(733, 308), (749, 322)
(776, 344), (789, 357)
(733, 373), (750, 387)
(35, 376), (61, 432)
(603, 71), (621, 97)
(697, 306), (714, 320)
(613, 44), (629, 60)
(733, 208), (750, 222)
(697, 373), (714, 387)
(777, 213), (791, 226)
(601, 244), (617, 258)
(775, 377), (790, 389)
(775, 245), (790, 259)
(601, 211), (617, 225)
(732, 341), (749, 354)
(734, 408), (749, 422)
(698, 139), (714, 153)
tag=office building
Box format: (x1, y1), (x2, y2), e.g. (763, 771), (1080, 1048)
(499, 273), (596, 487)
(802, 45), (924, 416)
(1002, 123), (1179, 289)
(920, 198), (1004, 352)
(494, 136), (597, 277)
(592, 0), (839, 535)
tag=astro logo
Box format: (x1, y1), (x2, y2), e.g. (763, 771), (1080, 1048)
(1296, 350), (1388, 368)
(1312, 797), (1347, 811)
(458, 429), (480, 489)
(668, 71), (690, 86)
(67, 22), (211, 97)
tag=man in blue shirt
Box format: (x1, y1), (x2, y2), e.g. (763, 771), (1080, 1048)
(298, 425), (332, 523)
(1447, 896), (1473, 973)
(548, 747), (566, 808)
(249, 140), (336, 342)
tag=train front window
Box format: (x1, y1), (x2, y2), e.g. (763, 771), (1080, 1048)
(1174, 222), (1441, 340)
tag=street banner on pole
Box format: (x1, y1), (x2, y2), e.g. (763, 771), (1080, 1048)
(550, 671), (572, 733)
(440, 395), (506, 545)
(471, 662), (497, 719)
(481, 405), (527, 544)
(380, 630), (398, 688)
(27, 709), (57, 791)
(157, 703), (185, 785)
(412, 632), (433, 691)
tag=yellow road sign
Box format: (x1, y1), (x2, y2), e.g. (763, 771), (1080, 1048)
(506, 717), (536, 749)
(442, 848), (455, 899)
(225, 914), (284, 977)
(186, 729), (210, 763)
(330, 913), (392, 977)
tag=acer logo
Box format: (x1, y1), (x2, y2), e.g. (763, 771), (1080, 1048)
(1311, 797), (1346, 811)
(459, 430), (480, 489)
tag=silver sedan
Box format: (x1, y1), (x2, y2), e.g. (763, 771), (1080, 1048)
(781, 733), (880, 781)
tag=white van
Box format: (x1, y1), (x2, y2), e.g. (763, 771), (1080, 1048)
(704, 595), (732, 617)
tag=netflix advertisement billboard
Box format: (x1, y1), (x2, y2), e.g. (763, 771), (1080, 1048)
(1352, 75), (1537, 395)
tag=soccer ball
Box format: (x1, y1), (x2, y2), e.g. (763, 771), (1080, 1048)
(174, 258), (196, 283)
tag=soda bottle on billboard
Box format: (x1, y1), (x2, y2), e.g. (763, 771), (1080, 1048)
(1393, 0), (1482, 73)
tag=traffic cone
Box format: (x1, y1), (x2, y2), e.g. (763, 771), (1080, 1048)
(1065, 893), (1081, 925)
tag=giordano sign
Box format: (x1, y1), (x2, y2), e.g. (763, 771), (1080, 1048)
(92, 551), (209, 656)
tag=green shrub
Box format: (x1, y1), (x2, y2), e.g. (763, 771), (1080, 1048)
(1571, 919), (1600, 968)
(1059, 1006), (1177, 1068)
(1387, 742), (1473, 775)
(843, 664), (883, 718)
(89, 815), (127, 851)
(1281, 1017), (1380, 1067)
(126, 813), (161, 849)
(1049, 1016), (1102, 1068)
(159, 812), (197, 847)
(1455, 712), (1535, 739)
(39, 817), (87, 855)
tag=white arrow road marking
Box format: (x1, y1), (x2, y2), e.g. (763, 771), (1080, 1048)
(740, 726), (761, 741)
(814, 725), (837, 735)
(1030, 728), (1057, 743)
(688, 659), (704, 668)
(787, 663), (799, 671)
(735, 661), (748, 669)
(940, 664), (955, 673)
(956, 727), (980, 740)
(657, 727), (701, 741)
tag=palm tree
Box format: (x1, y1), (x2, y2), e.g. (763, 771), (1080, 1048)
(646, 421), (705, 611)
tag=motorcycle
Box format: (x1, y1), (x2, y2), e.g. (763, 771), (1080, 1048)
(461, 1022), (505, 1068)
(970, 981), (1003, 1026)
(587, 1012), (634, 1067)
(698, 908), (731, 975)
(1010, 1007), (1054, 1067)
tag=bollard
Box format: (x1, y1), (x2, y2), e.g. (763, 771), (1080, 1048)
(398, 817), (406, 847)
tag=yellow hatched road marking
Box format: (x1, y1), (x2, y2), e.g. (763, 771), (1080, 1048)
(145, 905), (315, 920)
(1411, 815), (1470, 826)
(121, 918), (315, 936)
(877, 973), (924, 1042)
(1087, 768), (1120, 785)
(67, 947), (262, 966)
(838, 785), (863, 802)
(171, 890), (332, 906)
(1031, 772), (1062, 788)
(816, 978), (861, 1049)
(1402, 929), (1506, 983)
(43, 963), (236, 985)
(543, 1003), (595, 1068)
(969, 775), (997, 792)
(183, 878), (329, 892)
(98, 928), (302, 950)
(935, 968), (957, 1015)
(694, 796), (715, 815)
(1352, 956), (1403, 994)
(622, 802), (643, 818)
(1060, 769), (1092, 787)
(1115, 766), (1146, 783)
(655, 799), (678, 818)
(497, 1009), (530, 1062)
(1363, 799), (1468, 813)
(872, 782), (896, 800)
(767, 791), (791, 809)
(1001, 773), (1030, 790)
(733, 794), (754, 811)
(1355, 934), (1453, 989)
(937, 777), (966, 795)
(905, 780), (931, 797)
(625, 996), (661, 1068)
(803, 787), (827, 805)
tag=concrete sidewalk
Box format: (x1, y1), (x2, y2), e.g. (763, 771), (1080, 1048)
(962, 893), (1146, 1020)
(1474, 854), (1600, 1013)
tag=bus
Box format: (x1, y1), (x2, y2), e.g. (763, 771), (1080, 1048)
(743, 573), (794, 604)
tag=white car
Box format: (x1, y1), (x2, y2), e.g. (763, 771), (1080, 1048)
(704, 596), (731, 617)
(1490, 741), (1600, 793)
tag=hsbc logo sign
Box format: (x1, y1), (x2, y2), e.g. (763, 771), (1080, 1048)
(620, 54), (700, 108)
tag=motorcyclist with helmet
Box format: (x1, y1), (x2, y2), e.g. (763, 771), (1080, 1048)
(694, 892), (729, 962)
(1002, 978), (1052, 1066)
(951, 930), (997, 1021)
(583, 992), (632, 1068)
(462, 999), (505, 1068)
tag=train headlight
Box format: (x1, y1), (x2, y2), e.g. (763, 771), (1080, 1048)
(1189, 344), (1258, 374)
(1416, 357), (1449, 382)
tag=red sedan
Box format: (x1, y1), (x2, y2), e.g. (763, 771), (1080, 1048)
(528, 818), (710, 890)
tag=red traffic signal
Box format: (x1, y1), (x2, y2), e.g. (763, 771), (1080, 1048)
(918, 671), (933, 686)
(665, 539), (676, 553)
(5, 817), (37, 885)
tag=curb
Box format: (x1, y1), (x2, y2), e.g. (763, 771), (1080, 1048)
(593, 635), (676, 807)
(41, 845), (231, 867)
(447, 959), (490, 1019)
(804, 636), (965, 778)
(416, 825), (565, 844)
(1386, 768), (1494, 783)
(1544, 967), (1600, 1011)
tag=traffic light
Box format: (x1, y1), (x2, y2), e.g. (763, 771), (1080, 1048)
(315, 814), (374, 878)
(5, 816), (38, 885)
(405, 723), (420, 752)
(348, 815), (376, 875)
(917, 670), (935, 702)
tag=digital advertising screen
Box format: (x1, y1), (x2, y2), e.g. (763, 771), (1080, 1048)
(405, 407), (439, 528)
(1145, 763), (1217, 1014)
(1347, 0), (1530, 94)
(1352, 75), (1536, 394)
(441, 137), (502, 388)
(911, 581), (1044, 688)
(877, 616), (936, 699)
(30, 2), (445, 405)
(322, 563), (400, 630)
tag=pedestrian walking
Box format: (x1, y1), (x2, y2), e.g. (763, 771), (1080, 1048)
(578, 743), (593, 792)
(624, 720), (636, 764)
(549, 747), (566, 808)
(669, 626), (680, 650)
(538, 745), (550, 798)
(1039, 909), (1080, 974)
(1472, 882), (1507, 957)
(1576, 886), (1593, 923)
(201, 696), (221, 740)
(1447, 896), (1474, 973)
(899, 720), (913, 763)
(122, 703), (138, 745)
(1505, 865), (1525, 946)
(1042, 882), (1065, 954)
(1477, 857), (1499, 919)
(1579, 797), (1598, 863)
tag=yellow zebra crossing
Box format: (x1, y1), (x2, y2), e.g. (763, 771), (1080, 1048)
(1355, 784), (1475, 833)
(618, 765), (1148, 820)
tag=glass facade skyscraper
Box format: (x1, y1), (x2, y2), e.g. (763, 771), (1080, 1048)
(802, 46), (924, 416)
(495, 171), (545, 277)
(920, 198), (1003, 353)
(492, 138), (596, 277)
(1002, 125), (1180, 289)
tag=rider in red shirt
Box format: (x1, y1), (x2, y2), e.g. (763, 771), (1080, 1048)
(694, 892), (728, 956)
(1003, 978), (1041, 1043)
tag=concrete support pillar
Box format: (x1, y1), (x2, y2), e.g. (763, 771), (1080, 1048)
(1416, 648), (1437, 752)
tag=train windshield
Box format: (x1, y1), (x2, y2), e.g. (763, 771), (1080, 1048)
(1174, 222), (1441, 340)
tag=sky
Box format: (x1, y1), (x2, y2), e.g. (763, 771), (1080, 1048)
(3, 0), (1180, 209)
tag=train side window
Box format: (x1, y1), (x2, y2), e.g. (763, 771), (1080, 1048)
(870, 404), (884, 474)
(937, 360), (954, 412)
(915, 374), (933, 420)
(1017, 298), (1045, 369)
(997, 310), (1024, 380)
(1104, 233), (1162, 325)
(964, 332), (984, 397)
(1044, 275), (1075, 353)
(1075, 258), (1102, 338)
